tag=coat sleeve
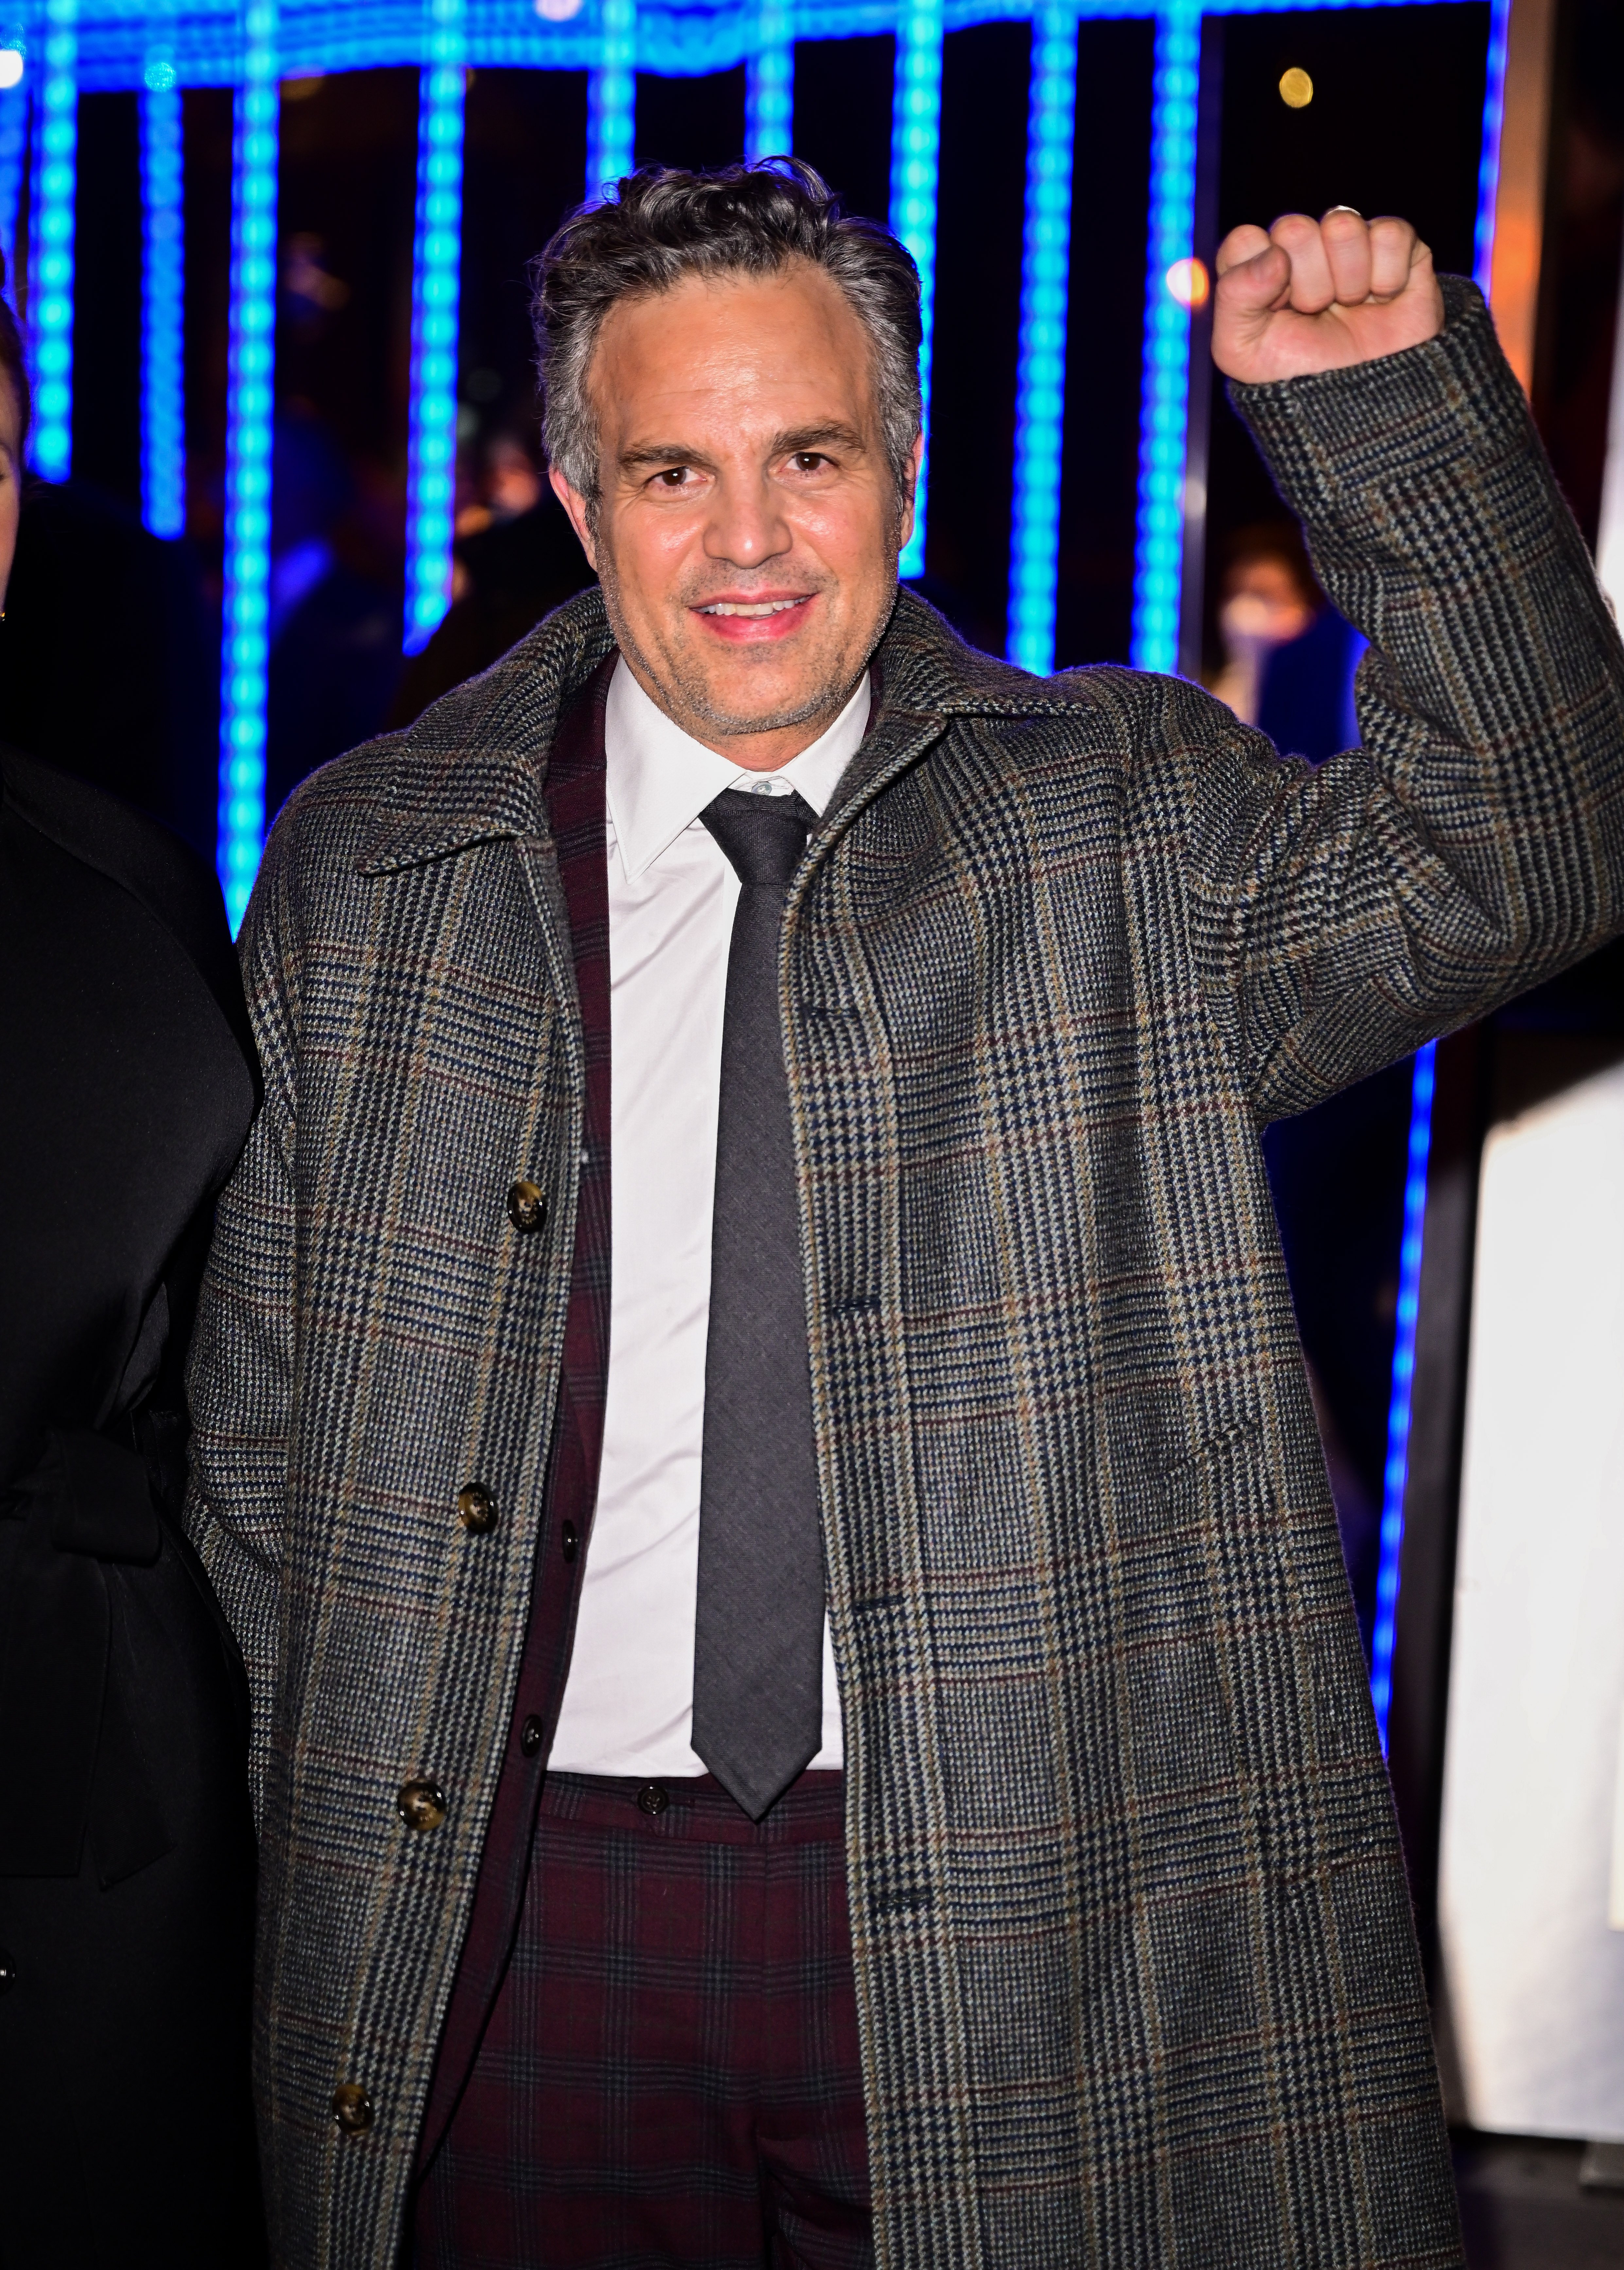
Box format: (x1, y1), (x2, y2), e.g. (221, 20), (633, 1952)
(184, 828), (303, 1820)
(1180, 276), (1624, 1122)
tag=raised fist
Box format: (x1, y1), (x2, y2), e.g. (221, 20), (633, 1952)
(1212, 207), (1444, 384)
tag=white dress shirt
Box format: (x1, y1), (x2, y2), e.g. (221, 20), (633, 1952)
(547, 657), (872, 1776)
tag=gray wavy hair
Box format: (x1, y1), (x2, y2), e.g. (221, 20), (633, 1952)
(531, 159), (922, 522)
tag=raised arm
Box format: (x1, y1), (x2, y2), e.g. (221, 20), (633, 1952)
(183, 841), (302, 1817)
(1183, 211), (1624, 1118)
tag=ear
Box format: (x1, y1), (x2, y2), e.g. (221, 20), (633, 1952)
(896, 431), (926, 559)
(550, 464), (599, 572)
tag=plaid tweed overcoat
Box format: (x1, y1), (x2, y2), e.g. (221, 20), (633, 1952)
(187, 283), (1624, 2268)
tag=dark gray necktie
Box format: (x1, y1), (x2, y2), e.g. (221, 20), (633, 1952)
(692, 784), (824, 1821)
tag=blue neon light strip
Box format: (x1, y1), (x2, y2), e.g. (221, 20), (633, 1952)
(1005, 1), (1074, 676)
(890, 0), (941, 580)
(141, 65), (186, 539)
(29, 0), (78, 481)
(1128, 0), (1196, 675)
(1369, 1039), (1437, 1750)
(48, 0), (1514, 98)
(586, 0), (635, 199)
(744, 0), (793, 162)
(217, 0), (278, 933)
(403, 0), (465, 655)
(1472, 0), (1511, 293)
(0, 65), (25, 298)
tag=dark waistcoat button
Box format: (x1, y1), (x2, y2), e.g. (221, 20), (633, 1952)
(561, 1519), (578, 1563)
(637, 1782), (669, 1817)
(520, 1715), (544, 1758)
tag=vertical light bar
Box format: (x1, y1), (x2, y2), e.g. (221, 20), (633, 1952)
(744, 0), (794, 163)
(1369, 2), (1512, 1745)
(140, 59), (186, 540)
(0, 43), (26, 296)
(28, 0), (77, 481)
(586, 0), (636, 199)
(1472, 0), (1513, 293)
(1370, 1040), (1438, 1750)
(1006, 4), (1076, 676)
(890, 0), (942, 580)
(404, 0), (466, 655)
(1128, 0), (1198, 676)
(217, 0), (279, 933)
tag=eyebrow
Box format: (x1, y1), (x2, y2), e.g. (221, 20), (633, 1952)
(617, 422), (870, 476)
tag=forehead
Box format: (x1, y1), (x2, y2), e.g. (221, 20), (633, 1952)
(588, 261), (874, 437)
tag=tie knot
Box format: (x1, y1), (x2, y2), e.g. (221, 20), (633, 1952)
(700, 787), (816, 888)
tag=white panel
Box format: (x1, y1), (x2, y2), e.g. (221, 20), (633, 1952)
(1438, 1057), (1624, 2140)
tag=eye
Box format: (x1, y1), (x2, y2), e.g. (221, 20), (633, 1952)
(654, 466), (692, 489)
(789, 452), (828, 473)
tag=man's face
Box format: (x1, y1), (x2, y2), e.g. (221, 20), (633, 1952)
(552, 261), (918, 770)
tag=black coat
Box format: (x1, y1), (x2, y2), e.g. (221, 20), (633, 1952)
(0, 748), (265, 2267)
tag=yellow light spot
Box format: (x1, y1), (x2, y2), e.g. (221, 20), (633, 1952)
(1165, 257), (1210, 311)
(282, 74), (326, 101)
(1279, 67), (1313, 109)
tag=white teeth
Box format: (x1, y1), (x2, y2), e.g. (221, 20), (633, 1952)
(700, 597), (804, 617)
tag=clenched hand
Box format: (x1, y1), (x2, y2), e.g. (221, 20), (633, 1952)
(1212, 206), (1444, 384)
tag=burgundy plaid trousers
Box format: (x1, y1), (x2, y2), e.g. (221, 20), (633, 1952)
(410, 1770), (871, 2268)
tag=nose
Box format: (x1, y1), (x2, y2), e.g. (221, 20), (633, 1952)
(702, 467), (792, 570)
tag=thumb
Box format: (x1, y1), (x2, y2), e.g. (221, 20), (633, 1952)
(1214, 228), (1288, 317)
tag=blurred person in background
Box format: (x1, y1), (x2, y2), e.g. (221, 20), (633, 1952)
(264, 406), (403, 822)
(0, 260), (266, 2268)
(1212, 520), (1363, 765)
(391, 420), (592, 727)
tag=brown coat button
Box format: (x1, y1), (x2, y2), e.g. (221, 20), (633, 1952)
(332, 2082), (374, 2135)
(507, 1179), (547, 1233)
(396, 1779), (447, 1833)
(457, 1481), (496, 1534)
(636, 1782), (669, 1817)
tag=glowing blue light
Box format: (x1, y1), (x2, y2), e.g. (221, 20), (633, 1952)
(141, 61), (185, 539)
(1128, 0), (1197, 675)
(1472, 0), (1511, 293)
(744, 0), (793, 163)
(28, 0), (77, 482)
(0, 54), (24, 298)
(217, 0), (278, 934)
(1369, 1039), (1437, 1750)
(891, 0), (941, 580)
(1006, 2), (1075, 676)
(587, 0), (635, 199)
(404, 0), (465, 655)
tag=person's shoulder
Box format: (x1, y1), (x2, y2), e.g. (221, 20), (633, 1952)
(262, 586), (615, 879)
(1, 743), (254, 1060)
(882, 590), (1249, 753)
(1, 741), (223, 924)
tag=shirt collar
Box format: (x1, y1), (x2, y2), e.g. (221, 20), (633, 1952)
(603, 655), (872, 881)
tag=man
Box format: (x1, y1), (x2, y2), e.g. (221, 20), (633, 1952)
(187, 161), (1624, 2269)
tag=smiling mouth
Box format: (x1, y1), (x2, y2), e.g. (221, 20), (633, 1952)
(696, 596), (810, 617)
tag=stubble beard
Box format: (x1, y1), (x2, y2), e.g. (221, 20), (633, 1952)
(594, 545), (882, 747)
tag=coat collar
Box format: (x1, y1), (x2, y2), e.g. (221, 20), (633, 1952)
(354, 584), (1089, 877)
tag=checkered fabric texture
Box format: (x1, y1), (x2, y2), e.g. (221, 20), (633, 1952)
(186, 281), (1624, 2268)
(411, 1772), (870, 2267)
